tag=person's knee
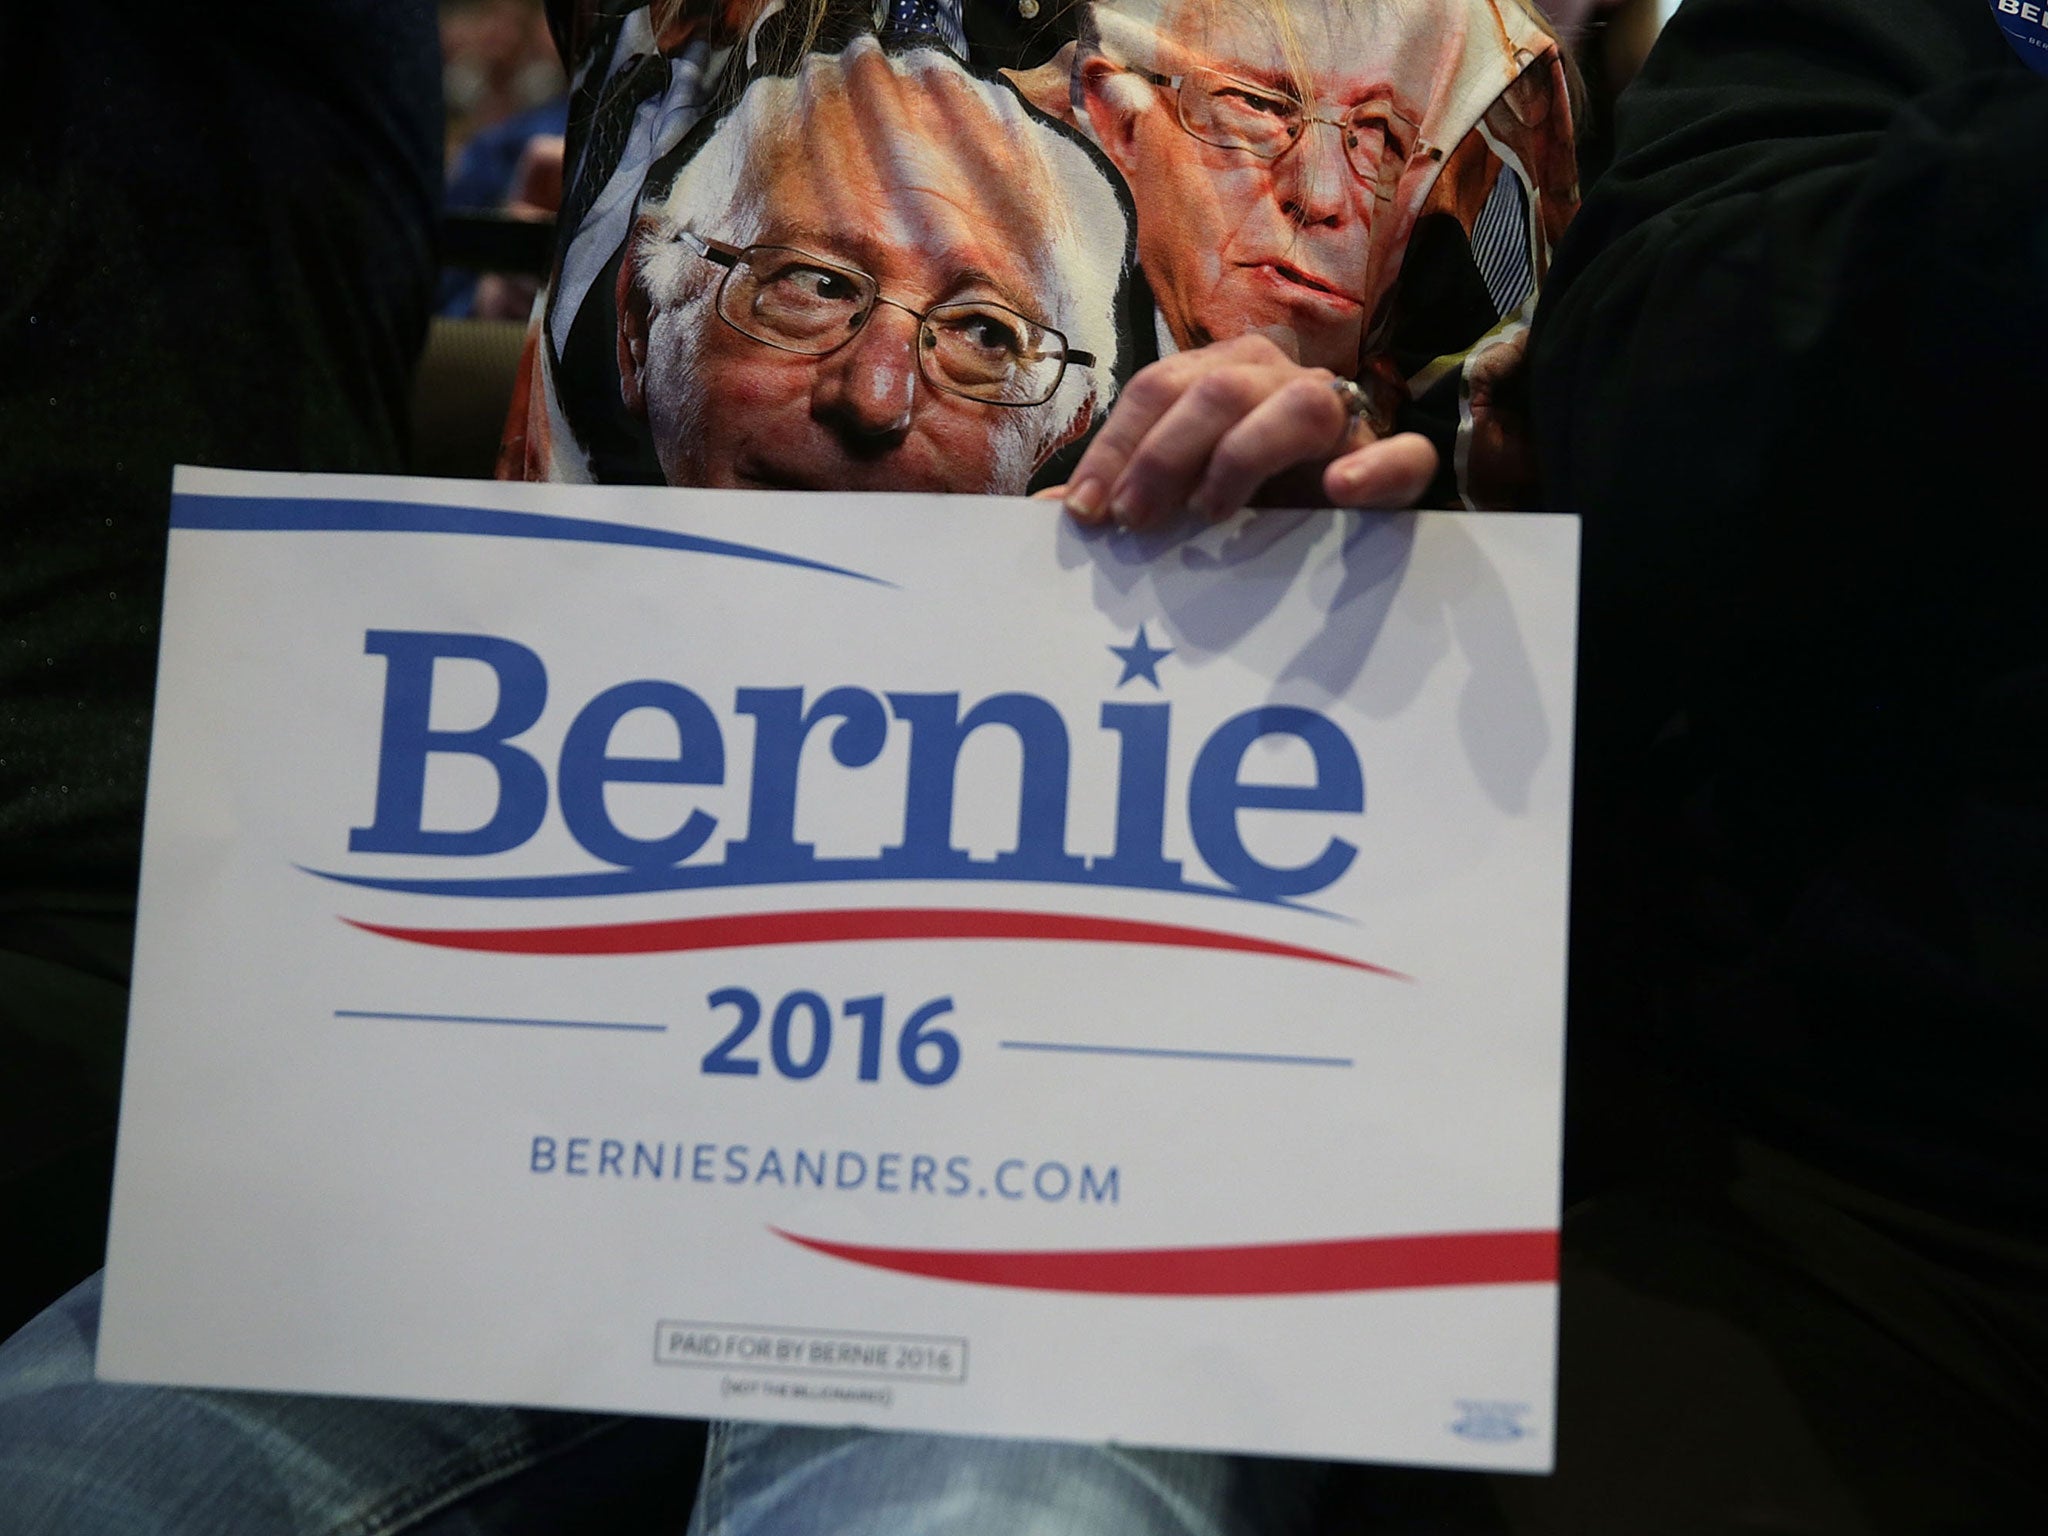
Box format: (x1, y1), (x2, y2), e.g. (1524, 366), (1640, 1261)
(0, 1273), (105, 1403)
(690, 1423), (1321, 1536)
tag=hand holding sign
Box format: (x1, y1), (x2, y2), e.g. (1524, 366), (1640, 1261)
(1059, 333), (1441, 529)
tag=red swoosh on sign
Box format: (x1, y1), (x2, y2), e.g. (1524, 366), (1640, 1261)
(769, 1228), (1558, 1296)
(343, 908), (1412, 980)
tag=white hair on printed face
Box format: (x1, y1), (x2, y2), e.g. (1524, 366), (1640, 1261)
(638, 34), (1130, 441)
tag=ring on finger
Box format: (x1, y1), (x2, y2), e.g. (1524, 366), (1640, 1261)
(1332, 377), (1382, 443)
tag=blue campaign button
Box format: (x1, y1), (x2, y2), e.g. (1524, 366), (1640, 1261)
(1990, 0), (2048, 74)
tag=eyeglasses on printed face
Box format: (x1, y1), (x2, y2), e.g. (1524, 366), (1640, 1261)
(678, 234), (1094, 409)
(1139, 65), (1421, 199)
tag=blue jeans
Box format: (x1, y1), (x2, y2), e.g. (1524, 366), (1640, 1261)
(0, 1274), (1330, 1535)
(685, 1421), (1326, 1536)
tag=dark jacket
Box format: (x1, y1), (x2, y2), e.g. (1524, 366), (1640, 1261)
(1533, 0), (2048, 1226)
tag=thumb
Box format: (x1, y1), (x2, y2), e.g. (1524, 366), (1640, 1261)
(1323, 433), (1439, 509)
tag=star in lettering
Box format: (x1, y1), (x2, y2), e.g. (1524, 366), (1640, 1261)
(1109, 624), (1174, 689)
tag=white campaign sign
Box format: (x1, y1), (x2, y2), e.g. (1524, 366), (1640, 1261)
(101, 467), (1578, 1473)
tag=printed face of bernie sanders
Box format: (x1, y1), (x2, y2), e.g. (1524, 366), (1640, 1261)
(1079, 0), (1465, 375)
(617, 38), (1129, 495)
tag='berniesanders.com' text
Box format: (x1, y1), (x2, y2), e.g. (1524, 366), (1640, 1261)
(529, 1136), (1121, 1204)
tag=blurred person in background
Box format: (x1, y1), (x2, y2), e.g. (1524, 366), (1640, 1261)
(439, 0), (570, 317)
(442, 0), (566, 153)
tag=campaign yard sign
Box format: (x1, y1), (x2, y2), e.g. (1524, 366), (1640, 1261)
(100, 468), (1578, 1473)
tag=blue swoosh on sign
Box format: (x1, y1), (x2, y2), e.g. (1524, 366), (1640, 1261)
(170, 494), (893, 586)
(297, 857), (1336, 915)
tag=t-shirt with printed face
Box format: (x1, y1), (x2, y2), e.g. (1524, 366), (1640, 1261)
(508, 0), (1579, 507)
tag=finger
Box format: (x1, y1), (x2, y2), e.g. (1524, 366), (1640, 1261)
(1108, 363), (1312, 529)
(1323, 433), (1441, 510)
(1062, 334), (1292, 525)
(1032, 483), (1068, 501)
(1185, 372), (1352, 522)
(1061, 354), (1199, 524)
